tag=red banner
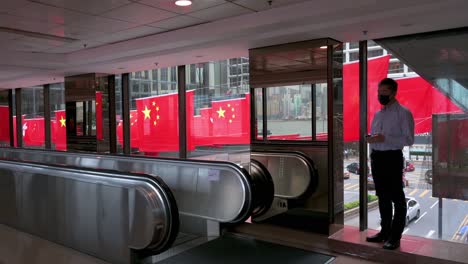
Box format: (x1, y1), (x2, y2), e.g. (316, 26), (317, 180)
(396, 77), (462, 134)
(136, 92), (179, 153)
(0, 106), (9, 143)
(53, 110), (67, 151)
(190, 95), (250, 146)
(23, 117), (45, 147)
(343, 55), (390, 142)
(96, 91), (103, 140)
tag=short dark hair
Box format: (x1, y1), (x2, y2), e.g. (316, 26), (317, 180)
(379, 78), (398, 93)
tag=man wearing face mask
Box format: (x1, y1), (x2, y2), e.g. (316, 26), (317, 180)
(366, 78), (415, 250)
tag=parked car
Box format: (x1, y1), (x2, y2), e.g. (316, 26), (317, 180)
(405, 197), (421, 226)
(380, 197), (421, 226)
(404, 160), (415, 172)
(346, 162), (359, 174)
(425, 170), (432, 184)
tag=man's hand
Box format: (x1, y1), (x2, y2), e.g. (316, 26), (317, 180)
(366, 134), (385, 143)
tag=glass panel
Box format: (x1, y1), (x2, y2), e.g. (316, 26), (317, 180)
(0, 90), (10, 147)
(265, 85), (312, 140)
(255, 88), (263, 140)
(187, 58), (250, 165)
(22, 86), (44, 149)
(368, 49), (384, 58)
(315, 83), (328, 140)
(115, 75), (123, 153)
(129, 67), (179, 157)
(50, 83), (66, 151)
(359, 29), (468, 244)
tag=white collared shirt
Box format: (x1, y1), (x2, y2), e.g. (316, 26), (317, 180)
(370, 101), (415, 151)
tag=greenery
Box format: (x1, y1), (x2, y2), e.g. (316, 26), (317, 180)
(344, 194), (378, 210)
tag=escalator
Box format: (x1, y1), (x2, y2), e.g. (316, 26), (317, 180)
(0, 159), (179, 264)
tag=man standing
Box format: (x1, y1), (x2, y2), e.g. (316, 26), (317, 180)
(366, 78), (415, 250)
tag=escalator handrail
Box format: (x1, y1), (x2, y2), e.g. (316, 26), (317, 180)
(0, 147), (253, 224)
(251, 150), (318, 199)
(0, 159), (179, 254)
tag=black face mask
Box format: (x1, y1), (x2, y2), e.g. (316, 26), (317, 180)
(378, 95), (391, 105)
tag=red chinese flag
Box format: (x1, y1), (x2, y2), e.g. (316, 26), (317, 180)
(23, 117), (45, 147)
(117, 110), (141, 149)
(186, 90), (196, 151)
(54, 110), (67, 151)
(211, 96), (250, 145)
(129, 110), (141, 149)
(96, 91), (103, 140)
(192, 107), (214, 146)
(136, 92), (179, 153)
(0, 106), (9, 143)
(117, 119), (123, 146)
(343, 55), (390, 142)
(395, 77), (462, 134)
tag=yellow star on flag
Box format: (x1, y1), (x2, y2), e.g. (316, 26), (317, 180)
(156, 106), (160, 111)
(217, 107), (225, 118)
(60, 116), (66, 127)
(142, 106), (151, 119)
(152, 101), (156, 106)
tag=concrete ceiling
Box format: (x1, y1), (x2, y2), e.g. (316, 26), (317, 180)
(1, 0), (467, 89)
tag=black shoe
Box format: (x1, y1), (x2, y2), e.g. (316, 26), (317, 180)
(383, 240), (400, 250)
(366, 233), (387, 243)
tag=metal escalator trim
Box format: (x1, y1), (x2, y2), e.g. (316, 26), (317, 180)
(251, 150), (318, 199)
(0, 148), (253, 224)
(0, 159), (179, 255)
(249, 159), (274, 218)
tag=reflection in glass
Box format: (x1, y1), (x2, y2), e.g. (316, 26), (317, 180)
(255, 88), (263, 140)
(265, 85), (312, 140)
(0, 90), (10, 147)
(50, 83), (66, 151)
(22, 86), (44, 149)
(127, 67), (179, 157)
(187, 59), (250, 165)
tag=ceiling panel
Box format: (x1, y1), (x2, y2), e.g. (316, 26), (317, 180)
(187, 2), (253, 21)
(0, 66), (38, 80)
(0, 32), (23, 40)
(233, 0), (308, 11)
(44, 40), (106, 53)
(29, 0), (131, 15)
(67, 15), (138, 33)
(7, 2), (95, 26)
(0, 0), (30, 13)
(148, 15), (205, 30)
(138, 0), (226, 14)
(0, 37), (59, 52)
(0, 13), (61, 35)
(91, 26), (166, 44)
(49, 25), (107, 40)
(101, 3), (178, 25)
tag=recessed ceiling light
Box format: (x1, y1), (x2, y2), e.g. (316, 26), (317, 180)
(195, 55), (204, 58)
(320, 46), (327, 49)
(175, 0), (192, 6)
(118, 67), (125, 70)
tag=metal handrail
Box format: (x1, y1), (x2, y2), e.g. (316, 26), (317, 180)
(0, 159), (179, 264)
(0, 148), (254, 224)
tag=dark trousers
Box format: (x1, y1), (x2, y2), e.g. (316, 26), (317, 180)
(370, 149), (407, 242)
